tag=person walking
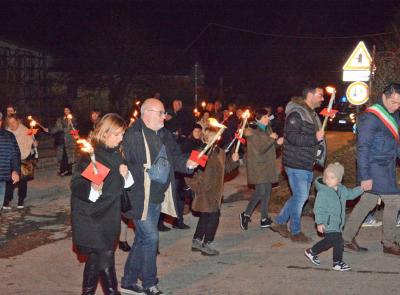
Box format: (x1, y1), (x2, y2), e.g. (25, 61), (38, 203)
(240, 109), (283, 230)
(271, 84), (326, 243)
(71, 113), (131, 295)
(304, 163), (363, 271)
(342, 83), (400, 255)
(121, 98), (198, 295)
(0, 112), (20, 212)
(186, 129), (239, 256)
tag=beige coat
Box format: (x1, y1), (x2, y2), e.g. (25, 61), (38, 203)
(7, 124), (33, 160)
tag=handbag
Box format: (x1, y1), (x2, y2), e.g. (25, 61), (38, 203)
(146, 145), (170, 184)
(121, 189), (132, 213)
(21, 158), (35, 181)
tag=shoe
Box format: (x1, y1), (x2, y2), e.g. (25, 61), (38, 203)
(191, 238), (204, 252)
(332, 261), (351, 271)
(119, 241), (131, 252)
(121, 284), (144, 294)
(2, 206), (11, 210)
(344, 238), (368, 252)
(239, 212), (251, 230)
(260, 217), (272, 228)
(270, 222), (290, 238)
(290, 232), (312, 243)
(201, 242), (220, 256)
(396, 216), (400, 228)
(144, 285), (164, 295)
(304, 248), (320, 266)
(383, 243), (400, 256)
(173, 222), (190, 229)
(361, 218), (382, 227)
(17, 205), (24, 209)
(157, 223), (171, 232)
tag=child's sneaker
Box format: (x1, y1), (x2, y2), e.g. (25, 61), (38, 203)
(260, 217), (272, 228)
(239, 212), (251, 230)
(304, 248), (320, 266)
(191, 238), (204, 252)
(332, 261), (351, 271)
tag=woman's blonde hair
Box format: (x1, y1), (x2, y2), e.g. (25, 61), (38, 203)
(90, 113), (126, 145)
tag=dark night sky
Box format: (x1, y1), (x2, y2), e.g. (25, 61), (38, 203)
(1, 0), (399, 105)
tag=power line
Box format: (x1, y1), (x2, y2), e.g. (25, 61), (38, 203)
(185, 22), (393, 51)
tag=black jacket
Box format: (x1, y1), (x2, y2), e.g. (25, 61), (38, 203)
(122, 119), (192, 219)
(282, 97), (326, 171)
(70, 143), (125, 253)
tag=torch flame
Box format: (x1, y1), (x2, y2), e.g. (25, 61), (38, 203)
(30, 120), (37, 128)
(27, 115), (33, 121)
(201, 101), (206, 108)
(67, 114), (73, 120)
(135, 100), (141, 106)
(130, 117), (135, 123)
(193, 108), (198, 113)
(77, 139), (94, 153)
(242, 109), (250, 119)
(208, 118), (226, 129)
(133, 110), (138, 117)
(326, 86), (336, 94)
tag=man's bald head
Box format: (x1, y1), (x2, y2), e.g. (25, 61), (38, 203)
(141, 98), (166, 131)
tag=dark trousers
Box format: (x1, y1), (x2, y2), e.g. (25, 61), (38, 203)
(82, 249), (119, 295)
(60, 146), (72, 173)
(4, 178), (27, 206)
(311, 232), (344, 263)
(193, 211), (220, 243)
(244, 182), (272, 220)
(175, 177), (185, 224)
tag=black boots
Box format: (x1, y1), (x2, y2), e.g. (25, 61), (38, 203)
(82, 263), (99, 295)
(100, 267), (121, 295)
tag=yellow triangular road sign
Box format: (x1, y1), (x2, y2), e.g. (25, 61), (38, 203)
(343, 41), (372, 71)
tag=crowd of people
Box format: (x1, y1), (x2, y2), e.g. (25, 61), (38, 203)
(1, 83), (400, 294)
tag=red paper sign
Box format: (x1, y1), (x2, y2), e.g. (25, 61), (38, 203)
(27, 129), (39, 136)
(235, 132), (246, 144)
(81, 161), (110, 185)
(319, 108), (338, 118)
(70, 130), (80, 138)
(189, 150), (209, 168)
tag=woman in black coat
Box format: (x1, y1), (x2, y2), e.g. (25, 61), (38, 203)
(71, 113), (132, 295)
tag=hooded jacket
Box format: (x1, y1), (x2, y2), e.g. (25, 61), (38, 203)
(313, 177), (363, 233)
(282, 96), (326, 171)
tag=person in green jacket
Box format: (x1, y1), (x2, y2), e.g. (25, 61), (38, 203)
(304, 162), (363, 271)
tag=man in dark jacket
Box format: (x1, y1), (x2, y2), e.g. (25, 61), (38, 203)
(343, 83), (400, 256)
(0, 112), (20, 211)
(271, 85), (326, 243)
(121, 98), (198, 295)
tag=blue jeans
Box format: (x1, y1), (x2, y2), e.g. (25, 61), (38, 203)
(275, 167), (313, 235)
(122, 202), (161, 289)
(0, 181), (6, 207)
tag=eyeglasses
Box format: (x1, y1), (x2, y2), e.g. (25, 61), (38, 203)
(146, 109), (167, 116)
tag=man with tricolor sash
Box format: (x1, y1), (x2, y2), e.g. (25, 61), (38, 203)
(343, 83), (400, 256)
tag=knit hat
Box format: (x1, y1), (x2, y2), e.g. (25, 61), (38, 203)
(323, 162), (344, 182)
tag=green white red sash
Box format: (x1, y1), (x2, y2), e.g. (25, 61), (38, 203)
(366, 104), (399, 141)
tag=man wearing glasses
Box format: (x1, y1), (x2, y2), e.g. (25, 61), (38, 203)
(343, 83), (400, 256)
(121, 98), (198, 295)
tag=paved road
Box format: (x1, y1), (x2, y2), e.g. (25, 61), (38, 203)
(2, 131), (399, 294)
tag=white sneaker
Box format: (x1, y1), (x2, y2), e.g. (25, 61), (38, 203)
(361, 218), (382, 227)
(17, 205), (24, 209)
(396, 217), (400, 228)
(2, 206), (11, 210)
